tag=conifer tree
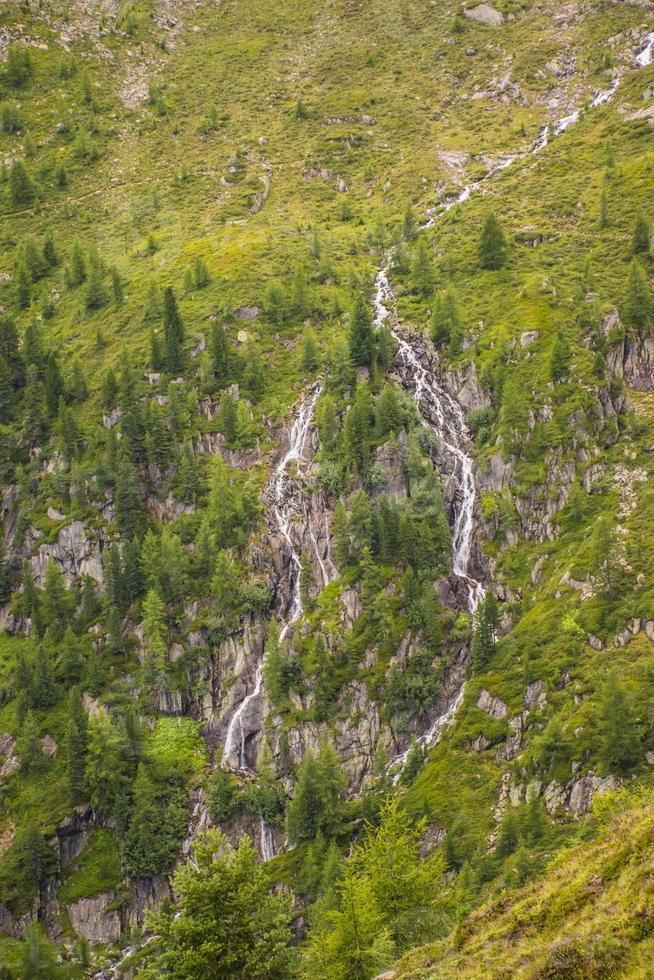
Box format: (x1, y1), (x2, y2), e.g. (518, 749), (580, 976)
(15, 262), (30, 308)
(300, 329), (319, 374)
(163, 286), (184, 373)
(599, 673), (639, 774)
(142, 588), (167, 667)
(67, 688), (88, 803)
(101, 366), (118, 411)
(210, 322), (230, 383)
(144, 830), (295, 979)
(471, 593), (496, 672)
(85, 708), (126, 815)
(632, 212), (650, 255)
(286, 740), (346, 844)
(110, 266), (124, 305)
(17, 711), (42, 773)
(68, 240), (87, 286)
(9, 159), (35, 205)
(349, 295), (374, 367)
(411, 237), (434, 296)
(70, 358), (88, 401)
(42, 232), (57, 267)
(403, 204), (418, 241)
(34, 644), (56, 708)
(478, 213), (507, 270)
(550, 329), (570, 381)
(623, 258), (653, 335)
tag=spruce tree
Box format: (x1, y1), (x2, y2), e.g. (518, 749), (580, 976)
(210, 322), (230, 383)
(34, 645), (56, 708)
(411, 236), (434, 296)
(85, 708), (126, 815)
(163, 286), (184, 373)
(143, 830), (295, 979)
(300, 329), (319, 374)
(632, 212), (650, 255)
(9, 160), (35, 205)
(67, 688), (88, 803)
(17, 711), (42, 773)
(623, 258), (653, 335)
(219, 392), (238, 442)
(550, 329), (570, 381)
(599, 673), (639, 774)
(349, 295), (374, 367)
(478, 213), (507, 270)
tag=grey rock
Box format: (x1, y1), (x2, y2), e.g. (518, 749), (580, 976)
(477, 688), (507, 719)
(464, 3), (504, 26)
(524, 679), (547, 712)
(520, 330), (539, 348)
(67, 893), (120, 944)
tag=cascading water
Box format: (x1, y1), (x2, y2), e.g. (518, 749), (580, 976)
(373, 268), (485, 772)
(220, 382), (325, 856)
(423, 32), (654, 218)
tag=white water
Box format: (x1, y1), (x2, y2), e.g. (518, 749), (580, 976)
(259, 816), (275, 862)
(373, 268), (485, 773)
(221, 383), (322, 771)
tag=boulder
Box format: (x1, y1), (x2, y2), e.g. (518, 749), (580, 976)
(464, 3), (504, 26)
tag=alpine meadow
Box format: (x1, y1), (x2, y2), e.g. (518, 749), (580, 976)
(1, 0), (654, 977)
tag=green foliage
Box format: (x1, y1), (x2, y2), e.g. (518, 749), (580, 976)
(140, 830), (295, 979)
(286, 740), (346, 844)
(478, 213), (507, 270)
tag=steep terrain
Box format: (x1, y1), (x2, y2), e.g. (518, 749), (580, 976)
(0, 0), (653, 976)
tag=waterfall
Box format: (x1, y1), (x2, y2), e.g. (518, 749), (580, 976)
(422, 33), (654, 218)
(259, 816), (275, 862)
(220, 382), (327, 857)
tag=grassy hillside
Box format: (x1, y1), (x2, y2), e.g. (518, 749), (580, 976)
(0, 0), (654, 976)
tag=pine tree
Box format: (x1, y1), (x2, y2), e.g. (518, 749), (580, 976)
(193, 255), (210, 288)
(101, 366), (118, 411)
(632, 212), (650, 256)
(9, 159), (35, 205)
(163, 286), (185, 373)
(110, 266), (124, 305)
(85, 708), (126, 815)
(411, 237), (434, 296)
(15, 261), (30, 308)
(263, 281), (286, 324)
(599, 673), (640, 774)
(286, 740), (346, 844)
(431, 289), (461, 348)
(42, 558), (68, 639)
(144, 830), (295, 979)
(210, 322), (230, 383)
(17, 711), (42, 773)
(403, 204), (418, 241)
(34, 645), (56, 708)
(496, 807), (519, 857)
(300, 329), (319, 374)
(142, 588), (167, 667)
(472, 593), (496, 672)
(114, 445), (144, 538)
(67, 688), (88, 803)
(6, 44), (32, 87)
(349, 295), (374, 367)
(623, 258), (653, 335)
(21, 921), (59, 980)
(68, 240), (87, 286)
(70, 358), (88, 401)
(42, 232), (57, 267)
(85, 259), (108, 310)
(550, 329), (570, 381)
(478, 213), (507, 270)
(122, 764), (186, 877)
